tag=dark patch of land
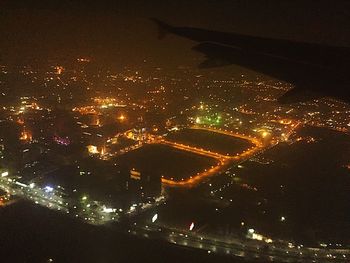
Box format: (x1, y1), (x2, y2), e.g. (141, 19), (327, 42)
(208, 126), (350, 246)
(149, 126), (350, 247)
(117, 144), (218, 181)
(0, 200), (251, 263)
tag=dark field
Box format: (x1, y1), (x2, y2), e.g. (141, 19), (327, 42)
(117, 144), (218, 181)
(209, 126), (350, 246)
(149, 127), (350, 247)
(242, 127), (350, 244)
(166, 129), (253, 156)
(0, 201), (251, 263)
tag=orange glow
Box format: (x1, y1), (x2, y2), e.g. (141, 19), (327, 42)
(77, 58), (90, 62)
(17, 117), (24, 125)
(130, 169), (141, 180)
(30, 102), (40, 110)
(72, 106), (97, 115)
(160, 139), (230, 160)
(87, 145), (99, 154)
(261, 131), (269, 138)
(279, 119), (292, 125)
(100, 146), (106, 155)
(19, 130), (32, 142)
(118, 114), (126, 121)
(55, 66), (64, 75)
(161, 126), (263, 187)
(162, 159), (228, 187)
(93, 115), (100, 126)
(126, 131), (134, 139)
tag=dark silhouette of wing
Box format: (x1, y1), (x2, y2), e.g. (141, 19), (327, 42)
(152, 18), (350, 104)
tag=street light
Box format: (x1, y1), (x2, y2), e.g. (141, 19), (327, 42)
(118, 114), (126, 121)
(152, 213), (158, 223)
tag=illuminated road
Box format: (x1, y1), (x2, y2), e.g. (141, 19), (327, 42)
(124, 124), (350, 262)
(1, 161), (349, 262)
(161, 159), (229, 187)
(101, 143), (143, 160)
(0, 176), (67, 212)
(127, 222), (350, 263)
(0, 173), (166, 225)
(0, 175), (120, 225)
(160, 139), (229, 160)
(159, 126), (263, 187)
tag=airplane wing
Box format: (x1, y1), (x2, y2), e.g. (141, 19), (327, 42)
(152, 19), (350, 104)
(192, 42), (328, 103)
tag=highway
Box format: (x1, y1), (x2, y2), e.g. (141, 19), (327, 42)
(0, 176), (67, 212)
(160, 139), (229, 160)
(1, 159), (350, 262)
(0, 172), (166, 225)
(0, 174), (120, 225)
(126, 221), (350, 263)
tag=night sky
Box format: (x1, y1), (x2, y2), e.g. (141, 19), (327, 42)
(1, 0), (350, 67)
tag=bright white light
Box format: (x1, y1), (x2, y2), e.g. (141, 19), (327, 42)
(248, 228), (255, 234)
(1, 171), (9, 177)
(103, 207), (116, 213)
(189, 222), (195, 231)
(15, 181), (27, 187)
(44, 186), (53, 192)
(265, 238), (273, 243)
(152, 213), (158, 223)
(252, 233), (263, 241)
(262, 131), (269, 138)
(87, 145), (99, 154)
(29, 183), (35, 188)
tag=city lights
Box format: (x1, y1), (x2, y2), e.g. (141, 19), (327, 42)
(0, 13), (349, 262)
(152, 213), (158, 223)
(1, 171), (9, 177)
(44, 186), (54, 193)
(87, 145), (99, 154)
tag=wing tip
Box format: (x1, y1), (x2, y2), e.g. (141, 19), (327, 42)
(150, 18), (173, 39)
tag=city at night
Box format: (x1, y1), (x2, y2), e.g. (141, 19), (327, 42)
(1, 1), (350, 262)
